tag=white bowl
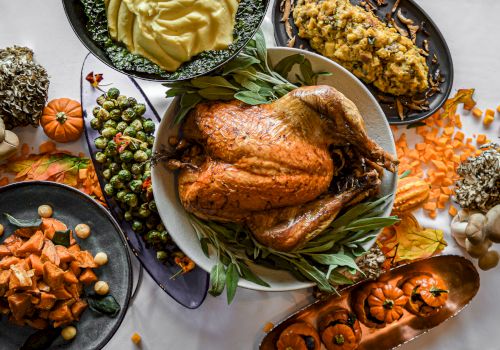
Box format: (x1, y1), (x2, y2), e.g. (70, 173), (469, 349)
(152, 47), (397, 292)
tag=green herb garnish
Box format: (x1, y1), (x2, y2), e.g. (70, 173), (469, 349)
(88, 294), (121, 317)
(3, 213), (42, 228)
(191, 195), (398, 303)
(52, 229), (71, 247)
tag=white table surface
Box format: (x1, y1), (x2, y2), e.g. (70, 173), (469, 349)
(1, 1), (500, 349)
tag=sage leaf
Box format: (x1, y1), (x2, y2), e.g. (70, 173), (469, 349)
(291, 258), (334, 293)
(88, 294), (121, 317)
(226, 263), (240, 304)
(310, 253), (360, 271)
(198, 87), (235, 100)
(273, 54), (305, 79)
(52, 229), (71, 247)
(254, 30), (268, 71)
(208, 262), (226, 297)
(328, 270), (356, 286)
(175, 93), (202, 124)
(3, 213), (41, 228)
(234, 91), (269, 105)
(238, 262), (270, 287)
(222, 56), (260, 75)
(200, 237), (210, 258)
(299, 59), (315, 85)
(191, 76), (239, 90)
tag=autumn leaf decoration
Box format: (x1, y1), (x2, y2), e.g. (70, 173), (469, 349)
(0, 141), (105, 205)
(377, 214), (447, 268)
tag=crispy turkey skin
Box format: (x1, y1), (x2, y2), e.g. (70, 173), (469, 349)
(175, 85), (397, 251)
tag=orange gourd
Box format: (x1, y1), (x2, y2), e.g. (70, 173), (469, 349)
(392, 176), (430, 214)
(41, 98), (83, 143)
(319, 308), (362, 350)
(276, 322), (321, 350)
(353, 282), (408, 328)
(399, 272), (448, 317)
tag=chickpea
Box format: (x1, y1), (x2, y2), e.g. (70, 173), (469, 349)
(38, 204), (53, 218)
(0, 223), (4, 237)
(61, 326), (77, 341)
(478, 250), (500, 271)
(94, 252), (109, 266)
(94, 280), (110, 295)
(75, 223), (91, 239)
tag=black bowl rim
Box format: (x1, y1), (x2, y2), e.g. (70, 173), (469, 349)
(62, 0), (270, 82)
(0, 180), (133, 350)
(271, 0), (454, 125)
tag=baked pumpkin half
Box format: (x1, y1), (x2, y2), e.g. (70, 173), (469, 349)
(398, 272), (449, 317)
(276, 322), (321, 350)
(353, 282), (408, 328)
(318, 308), (362, 350)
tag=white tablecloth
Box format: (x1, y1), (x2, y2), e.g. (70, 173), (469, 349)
(1, 1), (499, 349)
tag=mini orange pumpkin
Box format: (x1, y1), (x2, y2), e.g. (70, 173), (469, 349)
(41, 98), (83, 143)
(276, 322), (321, 350)
(353, 282), (408, 328)
(319, 308), (362, 350)
(399, 273), (448, 317)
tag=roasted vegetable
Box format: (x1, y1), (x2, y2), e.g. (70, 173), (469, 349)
(276, 322), (321, 350)
(0, 46), (49, 129)
(353, 282), (407, 328)
(399, 272), (448, 317)
(41, 98), (84, 143)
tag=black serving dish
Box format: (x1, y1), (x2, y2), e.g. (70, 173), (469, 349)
(62, 0), (269, 82)
(0, 181), (132, 350)
(272, 0), (454, 125)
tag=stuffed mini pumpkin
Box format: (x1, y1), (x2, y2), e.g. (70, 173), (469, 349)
(399, 272), (448, 317)
(276, 322), (321, 350)
(41, 98), (83, 143)
(318, 308), (362, 350)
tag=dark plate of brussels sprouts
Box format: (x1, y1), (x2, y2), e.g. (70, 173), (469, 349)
(80, 75), (209, 309)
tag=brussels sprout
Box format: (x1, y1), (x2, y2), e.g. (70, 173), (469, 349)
(92, 106), (101, 117)
(117, 97), (129, 110)
(134, 150), (149, 162)
(101, 127), (117, 139)
(104, 183), (115, 196)
(119, 150), (134, 162)
(104, 147), (117, 157)
(127, 97), (137, 107)
(144, 202), (156, 216)
(109, 162), (121, 174)
(130, 163), (142, 175)
(145, 149), (152, 158)
(133, 103), (146, 116)
(97, 108), (110, 121)
(156, 251), (168, 261)
(96, 95), (106, 106)
(117, 169), (132, 182)
(135, 130), (147, 142)
(124, 193), (139, 207)
(138, 142), (148, 151)
(110, 109), (122, 121)
(156, 223), (166, 232)
(145, 230), (161, 244)
(132, 220), (143, 232)
(116, 121), (128, 132)
(90, 118), (102, 130)
(128, 119), (141, 131)
(121, 162), (131, 170)
(124, 211), (133, 221)
(103, 120), (117, 129)
(159, 230), (170, 243)
(107, 140), (117, 150)
(102, 168), (112, 180)
(123, 126), (136, 137)
(110, 175), (125, 189)
(129, 179), (143, 193)
(146, 135), (155, 146)
(122, 108), (136, 122)
(95, 152), (107, 163)
(94, 137), (108, 149)
(138, 203), (151, 218)
(116, 190), (129, 202)
(143, 119), (155, 133)
(107, 87), (120, 99)
(102, 100), (115, 111)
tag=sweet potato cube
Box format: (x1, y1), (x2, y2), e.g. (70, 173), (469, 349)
(66, 282), (83, 299)
(17, 231), (44, 256)
(41, 239), (60, 266)
(52, 287), (72, 300)
(0, 270), (11, 296)
(71, 299), (88, 320)
(7, 293), (32, 320)
(29, 255), (44, 276)
(0, 256), (21, 269)
(13, 228), (36, 239)
(37, 292), (57, 310)
(41, 218), (67, 232)
(63, 270), (79, 284)
(43, 261), (64, 290)
(3, 235), (23, 255)
(0, 245), (10, 258)
(69, 261), (81, 277)
(79, 268), (98, 285)
(72, 251), (97, 268)
(56, 246), (73, 264)
(48, 303), (73, 323)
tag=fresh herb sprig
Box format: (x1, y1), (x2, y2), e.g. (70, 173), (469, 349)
(190, 195), (398, 303)
(164, 30), (331, 124)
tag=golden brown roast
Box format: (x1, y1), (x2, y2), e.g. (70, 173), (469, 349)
(174, 85), (397, 251)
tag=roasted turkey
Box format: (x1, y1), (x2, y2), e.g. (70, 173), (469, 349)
(169, 85), (397, 252)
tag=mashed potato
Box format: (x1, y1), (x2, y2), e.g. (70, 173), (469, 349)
(105, 0), (239, 72)
(294, 0), (429, 96)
